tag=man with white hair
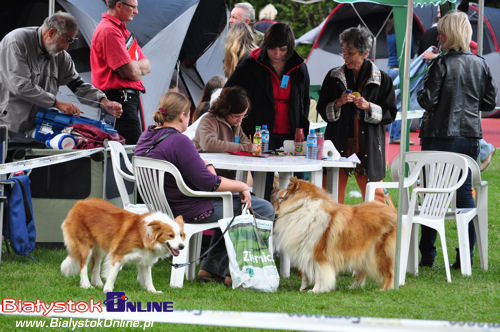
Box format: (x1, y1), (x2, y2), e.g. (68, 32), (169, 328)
(0, 11), (122, 136)
(229, 2), (264, 45)
(255, 4), (278, 33)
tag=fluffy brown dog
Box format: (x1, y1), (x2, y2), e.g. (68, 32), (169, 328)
(61, 198), (185, 293)
(273, 178), (396, 293)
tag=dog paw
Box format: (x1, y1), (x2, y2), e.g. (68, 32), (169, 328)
(150, 290), (163, 294)
(299, 286), (308, 292)
(309, 287), (330, 294)
(103, 286), (114, 293)
(80, 281), (93, 289)
(92, 279), (104, 288)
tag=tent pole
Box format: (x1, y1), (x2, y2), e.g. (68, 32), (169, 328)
(49, 0), (55, 16)
(391, 1), (414, 290)
(477, 0), (484, 56)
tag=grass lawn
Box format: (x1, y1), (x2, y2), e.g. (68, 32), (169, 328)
(1, 154), (499, 331)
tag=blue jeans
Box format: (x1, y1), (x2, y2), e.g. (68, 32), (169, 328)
(479, 138), (495, 162)
(419, 137), (479, 265)
(386, 67), (401, 142)
(198, 195), (275, 278)
(388, 120), (401, 141)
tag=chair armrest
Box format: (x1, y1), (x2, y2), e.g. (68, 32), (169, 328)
(365, 181), (398, 202)
(116, 167), (135, 182)
(179, 189), (234, 219)
(365, 176), (418, 202)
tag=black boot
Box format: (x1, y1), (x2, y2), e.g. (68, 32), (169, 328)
(451, 248), (473, 270)
(450, 248), (461, 270)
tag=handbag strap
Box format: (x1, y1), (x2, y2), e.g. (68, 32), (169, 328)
(142, 128), (179, 157)
(165, 206), (241, 269)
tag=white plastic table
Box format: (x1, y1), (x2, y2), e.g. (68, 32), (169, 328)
(200, 153), (324, 198)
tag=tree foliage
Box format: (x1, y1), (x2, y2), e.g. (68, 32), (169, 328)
(231, 0), (500, 58)
(231, 0), (334, 40)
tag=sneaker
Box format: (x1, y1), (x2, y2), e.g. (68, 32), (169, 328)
(224, 276), (232, 287)
(197, 269), (223, 283)
(480, 147), (495, 171)
(389, 139), (415, 145)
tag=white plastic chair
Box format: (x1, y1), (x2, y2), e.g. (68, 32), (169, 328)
(105, 141), (149, 214)
(392, 151), (488, 275)
(133, 156), (233, 288)
(366, 152), (469, 284)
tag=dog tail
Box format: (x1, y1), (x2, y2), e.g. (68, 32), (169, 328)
(61, 256), (80, 277)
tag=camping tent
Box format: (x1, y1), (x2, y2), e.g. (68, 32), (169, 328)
(296, 2), (431, 86)
(56, 0), (228, 127)
(1, 0), (228, 127)
(297, 1), (500, 97)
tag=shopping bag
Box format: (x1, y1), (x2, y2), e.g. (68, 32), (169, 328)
(218, 205), (279, 292)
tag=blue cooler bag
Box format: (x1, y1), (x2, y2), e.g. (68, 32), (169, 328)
(2, 175), (36, 256)
(34, 108), (117, 143)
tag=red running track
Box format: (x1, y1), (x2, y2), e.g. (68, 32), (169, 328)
(385, 118), (500, 165)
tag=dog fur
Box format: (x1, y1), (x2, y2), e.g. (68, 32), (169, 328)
(61, 198), (185, 293)
(273, 178), (397, 293)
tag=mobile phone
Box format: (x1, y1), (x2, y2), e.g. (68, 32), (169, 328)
(345, 89), (352, 94)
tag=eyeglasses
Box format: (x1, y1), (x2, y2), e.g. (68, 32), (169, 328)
(340, 50), (359, 58)
(120, 1), (137, 9)
(230, 113), (247, 120)
(66, 37), (78, 44)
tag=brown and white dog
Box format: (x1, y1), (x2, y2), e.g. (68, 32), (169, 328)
(273, 178), (396, 293)
(60, 198), (185, 293)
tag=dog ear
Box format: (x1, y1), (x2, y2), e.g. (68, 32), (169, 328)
(148, 220), (163, 231)
(289, 177), (300, 192)
(174, 215), (184, 227)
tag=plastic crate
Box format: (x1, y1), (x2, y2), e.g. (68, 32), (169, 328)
(34, 108), (116, 142)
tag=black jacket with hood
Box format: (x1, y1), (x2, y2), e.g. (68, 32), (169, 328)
(226, 48), (310, 139)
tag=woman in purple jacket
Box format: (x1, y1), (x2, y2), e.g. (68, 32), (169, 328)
(135, 92), (275, 285)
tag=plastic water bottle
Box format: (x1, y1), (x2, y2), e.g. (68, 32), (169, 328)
(306, 129), (317, 160)
(252, 126), (262, 156)
(261, 125), (269, 153)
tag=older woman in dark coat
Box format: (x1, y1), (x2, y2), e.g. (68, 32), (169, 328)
(317, 26), (397, 203)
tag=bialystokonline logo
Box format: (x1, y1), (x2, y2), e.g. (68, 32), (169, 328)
(104, 292), (173, 312)
(2, 292), (173, 315)
(1, 298), (102, 316)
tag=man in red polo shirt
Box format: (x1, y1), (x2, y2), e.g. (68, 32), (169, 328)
(90, 0), (150, 144)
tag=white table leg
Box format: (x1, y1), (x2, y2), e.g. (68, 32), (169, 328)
(253, 172), (267, 198)
(310, 170), (322, 189)
(277, 171), (292, 278)
(278, 172), (292, 189)
(326, 168), (340, 202)
(280, 252), (290, 278)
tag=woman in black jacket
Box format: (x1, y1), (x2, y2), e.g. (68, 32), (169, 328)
(417, 11), (497, 269)
(226, 22), (310, 146)
(226, 22), (310, 199)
